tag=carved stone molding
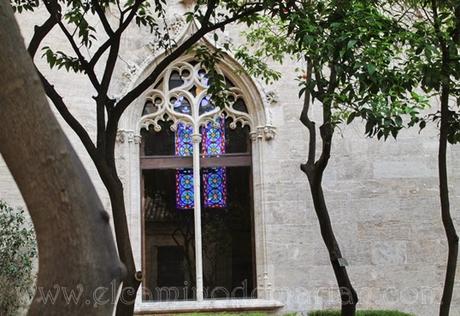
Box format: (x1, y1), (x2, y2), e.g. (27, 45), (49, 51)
(116, 129), (142, 144)
(265, 90), (279, 106)
(147, 14), (186, 52)
(138, 59), (254, 136)
(256, 125), (276, 141)
(122, 63), (139, 81)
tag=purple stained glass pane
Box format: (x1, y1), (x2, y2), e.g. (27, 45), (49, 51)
(175, 123), (194, 209)
(203, 167), (227, 208)
(176, 169), (194, 209)
(175, 123), (193, 157)
(201, 118), (225, 156)
(175, 116), (228, 209)
(201, 118), (227, 208)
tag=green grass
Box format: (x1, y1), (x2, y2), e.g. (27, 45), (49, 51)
(308, 311), (414, 316)
(183, 313), (267, 316)
(181, 311), (412, 316)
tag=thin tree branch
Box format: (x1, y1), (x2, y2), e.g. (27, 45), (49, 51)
(453, 3), (460, 44)
(315, 60), (338, 172)
(28, 17), (59, 58)
(92, 0), (114, 36)
(57, 21), (101, 90)
(28, 0), (62, 58)
(100, 0), (144, 97)
(114, 4), (264, 119)
(299, 59), (316, 169)
(36, 69), (98, 160)
(89, 0), (146, 69)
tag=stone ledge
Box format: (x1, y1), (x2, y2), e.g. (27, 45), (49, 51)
(134, 299), (284, 314)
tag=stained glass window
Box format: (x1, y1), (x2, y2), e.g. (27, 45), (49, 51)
(202, 118), (227, 208)
(175, 123), (194, 209)
(175, 117), (227, 209)
(203, 167), (227, 208)
(175, 123), (193, 157)
(176, 169), (194, 209)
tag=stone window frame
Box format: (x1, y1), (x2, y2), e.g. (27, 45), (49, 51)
(115, 22), (282, 313)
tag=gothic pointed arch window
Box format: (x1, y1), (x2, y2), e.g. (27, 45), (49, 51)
(139, 58), (256, 302)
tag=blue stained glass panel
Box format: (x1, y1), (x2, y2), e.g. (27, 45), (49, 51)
(176, 169), (194, 209)
(175, 115), (228, 209)
(175, 123), (193, 157)
(176, 123), (194, 209)
(203, 167), (227, 208)
(201, 118), (227, 208)
(201, 118), (225, 157)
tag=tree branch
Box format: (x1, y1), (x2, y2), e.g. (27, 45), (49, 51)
(28, 0), (62, 58)
(299, 59), (316, 170)
(315, 60), (338, 172)
(89, 0), (146, 70)
(453, 3), (460, 44)
(37, 69), (98, 160)
(28, 17), (58, 58)
(57, 21), (101, 90)
(91, 0), (114, 36)
(114, 4), (264, 119)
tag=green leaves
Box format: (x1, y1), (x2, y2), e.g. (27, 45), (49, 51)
(234, 47), (281, 85)
(42, 47), (84, 72)
(194, 45), (229, 109)
(9, 0), (38, 13)
(0, 200), (36, 315)
(237, 0), (435, 142)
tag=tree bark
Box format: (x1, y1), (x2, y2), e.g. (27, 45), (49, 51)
(300, 60), (358, 316)
(0, 0), (124, 315)
(302, 142), (358, 316)
(438, 39), (459, 316)
(107, 176), (141, 316)
(431, 1), (460, 314)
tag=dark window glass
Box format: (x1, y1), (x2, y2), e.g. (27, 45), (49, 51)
(233, 98), (248, 113)
(171, 96), (192, 114)
(226, 121), (250, 153)
(143, 169), (196, 301)
(141, 121), (175, 156)
(169, 70), (184, 89)
(202, 166), (255, 299)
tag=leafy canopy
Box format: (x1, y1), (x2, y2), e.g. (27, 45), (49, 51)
(240, 0), (430, 140)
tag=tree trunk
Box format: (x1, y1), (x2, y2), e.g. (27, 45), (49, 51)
(306, 169), (358, 316)
(438, 48), (459, 316)
(0, 1), (124, 315)
(105, 175), (141, 316)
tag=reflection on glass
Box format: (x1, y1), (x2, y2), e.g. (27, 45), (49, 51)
(143, 169), (196, 301)
(173, 96), (192, 114)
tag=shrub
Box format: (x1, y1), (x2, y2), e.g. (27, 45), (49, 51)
(0, 200), (37, 316)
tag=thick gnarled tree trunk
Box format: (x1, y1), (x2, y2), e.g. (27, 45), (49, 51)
(0, 1), (124, 315)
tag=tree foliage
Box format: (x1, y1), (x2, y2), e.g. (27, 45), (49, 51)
(0, 200), (36, 316)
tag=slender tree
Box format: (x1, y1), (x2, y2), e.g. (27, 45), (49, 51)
(13, 0), (287, 314)
(392, 1), (460, 314)
(238, 1), (427, 315)
(0, 0), (123, 314)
